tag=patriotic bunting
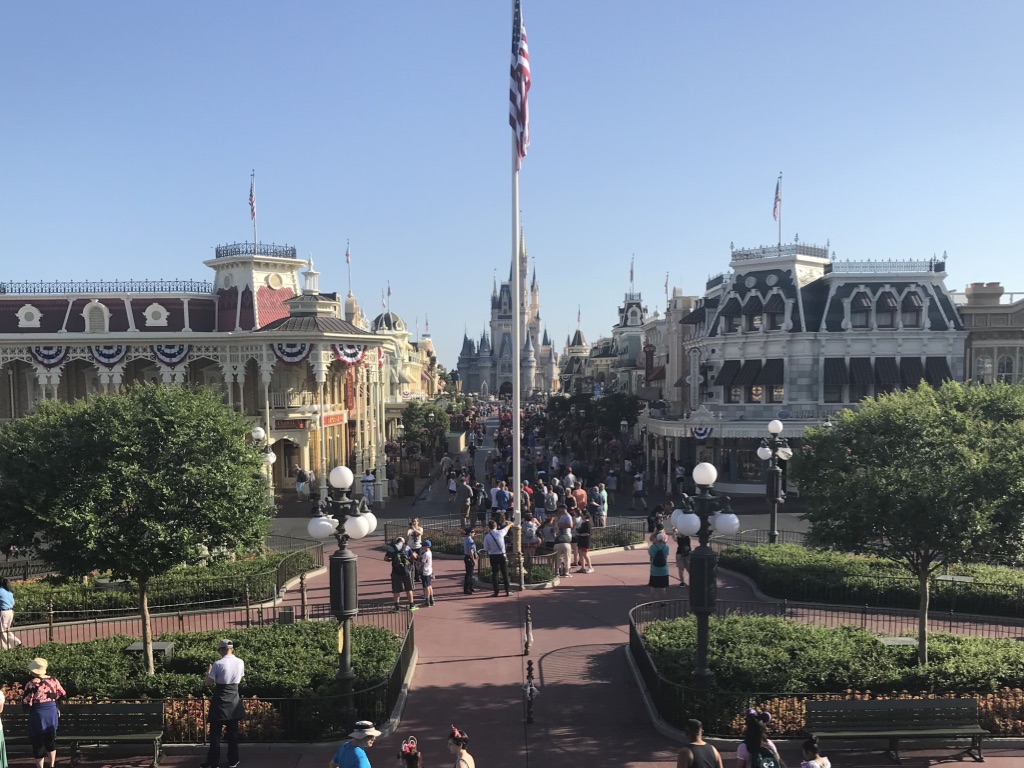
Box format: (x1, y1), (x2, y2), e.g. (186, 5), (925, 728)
(332, 343), (366, 366)
(690, 426), (714, 441)
(29, 346), (68, 369)
(152, 344), (191, 367)
(89, 345), (128, 368)
(271, 342), (311, 365)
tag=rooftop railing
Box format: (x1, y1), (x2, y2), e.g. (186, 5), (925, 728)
(0, 279), (213, 295)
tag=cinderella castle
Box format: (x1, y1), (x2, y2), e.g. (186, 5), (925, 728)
(456, 234), (559, 397)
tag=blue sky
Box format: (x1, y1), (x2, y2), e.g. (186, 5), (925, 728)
(3, 1), (1023, 367)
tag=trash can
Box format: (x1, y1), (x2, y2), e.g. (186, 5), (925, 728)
(277, 606), (295, 625)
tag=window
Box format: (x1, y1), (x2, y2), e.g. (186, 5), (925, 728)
(875, 293), (898, 329)
(997, 355), (1014, 383)
(17, 304), (41, 329)
(85, 301), (109, 333)
(144, 303), (169, 327)
(746, 314), (762, 332)
(975, 356), (993, 384)
(824, 384), (843, 403)
(746, 385), (763, 403)
(766, 312), (783, 330)
(901, 292), (923, 328)
(724, 316), (741, 333)
(725, 386), (742, 403)
(849, 384), (869, 402)
(769, 385), (784, 403)
(850, 292), (871, 328)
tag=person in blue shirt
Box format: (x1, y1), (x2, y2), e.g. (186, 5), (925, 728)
(330, 720), (380, 768)
(0, 578), (20, 649)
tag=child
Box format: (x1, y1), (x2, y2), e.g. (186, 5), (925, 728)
(800, 736), (830, 768)
(397, 736), (421, 768)
(420, 540), (435, 607)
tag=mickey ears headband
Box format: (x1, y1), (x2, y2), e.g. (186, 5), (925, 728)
(450, 724), (466, 740)
(401, 736), (418, 755)
(747, 708), (772, 724)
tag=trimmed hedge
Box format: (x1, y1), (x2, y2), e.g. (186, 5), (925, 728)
(642, 615), (1024, 735)
(645, 615), (1024, 693)
(10, 552), (318, 622)
(719, 544), (1024, 618)
(0, 621), (399, 700)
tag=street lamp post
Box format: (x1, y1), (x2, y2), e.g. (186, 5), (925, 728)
(250, 427), (278, 513)
(670, 462), (740, 689)
(306, 465), (378, 713)
(757, 419), (793, 545)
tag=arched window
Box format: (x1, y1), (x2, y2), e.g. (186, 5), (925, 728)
(975, 355), (994, 384)
(84, 301), (109, 333)
(997, 355), (1014, 383)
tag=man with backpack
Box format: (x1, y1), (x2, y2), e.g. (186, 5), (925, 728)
(648, 531), (671, 600)
(384, 537), (418, 612)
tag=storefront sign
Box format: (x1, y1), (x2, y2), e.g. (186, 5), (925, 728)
(275, 419), (308, 430)
(322, 412), (348, 426)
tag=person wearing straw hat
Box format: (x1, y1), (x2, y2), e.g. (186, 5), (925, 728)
(201, 639), (245, 768)
(22, 657), (65, 768)
(330, 720), (380, 768)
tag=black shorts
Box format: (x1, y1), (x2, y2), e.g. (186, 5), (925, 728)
(391, 571), (413, 593)
(31, 728), (57, 758)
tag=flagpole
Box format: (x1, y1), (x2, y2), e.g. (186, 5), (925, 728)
(512, 131), (524, 591)
(346, 240), (351, 295)
(250, 171), (258, 256)
(777, 172), (782, 250)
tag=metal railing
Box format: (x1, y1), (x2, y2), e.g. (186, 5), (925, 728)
(628, 599), (1024, 736)
(0, 279), (214, 295)
(268, 390), (318, 409)
(214, 242), (297, 260)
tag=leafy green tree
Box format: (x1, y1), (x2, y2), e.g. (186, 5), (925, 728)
(0, 384), (269, 674)
(398, 400), (446, 454)
(792, 381), (1024, 663)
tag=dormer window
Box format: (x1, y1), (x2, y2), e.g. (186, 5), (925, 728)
(144, 303), (169, 327)
(742, 295), (763, 331)
(850, 292), (871, 328)
(763, 293), (785, 331)
(901, 292), (923, 328)
(83, 300), (109, 333)
(876, 293), (898, 328)
(17, 304), (41, 328)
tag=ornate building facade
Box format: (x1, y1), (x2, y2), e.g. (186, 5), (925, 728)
(456, 236), (558, 397)
(0, 242), (423, 506)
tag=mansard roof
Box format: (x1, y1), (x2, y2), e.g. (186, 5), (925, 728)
(256, 315), (373, 336)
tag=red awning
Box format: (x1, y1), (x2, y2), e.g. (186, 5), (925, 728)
(645, 365), (666, 382)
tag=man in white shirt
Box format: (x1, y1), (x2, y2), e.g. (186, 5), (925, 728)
(482, 519), (513, 597)
(362, 469), (376, 506)
(202, 639), (245, 768)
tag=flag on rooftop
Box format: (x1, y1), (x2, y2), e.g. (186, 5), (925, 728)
(249, 176), (256, 221)
(773, 177), (781, 221)
(509, 0), (531, 169)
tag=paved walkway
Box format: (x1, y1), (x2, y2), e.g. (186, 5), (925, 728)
(11, 420), (1024, 767)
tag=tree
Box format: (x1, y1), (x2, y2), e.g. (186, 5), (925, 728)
(0, 384), (269, 674)
(791, 381), (1024, 663)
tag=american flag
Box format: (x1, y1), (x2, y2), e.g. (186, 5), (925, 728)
(509, 0), (531, 169)
(387, 282), (392, 298)
(345, 243), (351, 264)
(630, 256), (634, 284)
(249, 177), (256, 221)
(773, 177), (781, 221)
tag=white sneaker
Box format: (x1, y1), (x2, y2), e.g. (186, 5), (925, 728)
(585, 568), (594, 573)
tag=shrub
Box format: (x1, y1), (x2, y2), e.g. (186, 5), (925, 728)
(719, 544), (1024, 618)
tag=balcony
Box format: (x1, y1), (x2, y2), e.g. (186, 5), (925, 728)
(269, 390), (317, 410)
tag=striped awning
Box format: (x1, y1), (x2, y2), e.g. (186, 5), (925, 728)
(850, 357), (873, 385)
(875, 357), (900, 386)
(741, 295), (764, 315)
(734, 359), (763, 386)
(824, 358), (849, 385)
(720, 297), (742, 315)
(925, 356), (954, 385)
(900, 357), (925, 387)
(764, 294), (786, 313)
(877, 293), (899, 309)
(902, 292), (924, 308)
(756, 358), (784, 385)
(851, 293), (872, 310)
(714, 360), (741, 387)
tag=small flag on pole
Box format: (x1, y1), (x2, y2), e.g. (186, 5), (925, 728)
(387, 282), (392, 298)
(665, 272), (669, 296)
(249, 176), (256, 221)
(381, 290), (386, 310)
(773, 177), (781, 221)
(345, 243), (351, 265)
(630, 256), (634, 284)
(577, 305), (581, 325)
(509, 0), (531, 170)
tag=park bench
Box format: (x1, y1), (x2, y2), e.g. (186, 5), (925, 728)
(805, 697), (987, 764)
(4, 701), (164, 767)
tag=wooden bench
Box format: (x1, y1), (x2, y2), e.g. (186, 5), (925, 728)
(805, 698), (988, 764)
(4, 701), (164, 767)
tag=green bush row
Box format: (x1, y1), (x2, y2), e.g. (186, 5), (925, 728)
(719, 544), (1024, 618)
(11, 553), (318, 621)
(0, 621), (400, 700)
(644, 615), (1024, 694)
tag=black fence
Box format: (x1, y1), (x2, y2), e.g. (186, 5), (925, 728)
(628, 599), (1024, 736)
(159, 603), (415, 742)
